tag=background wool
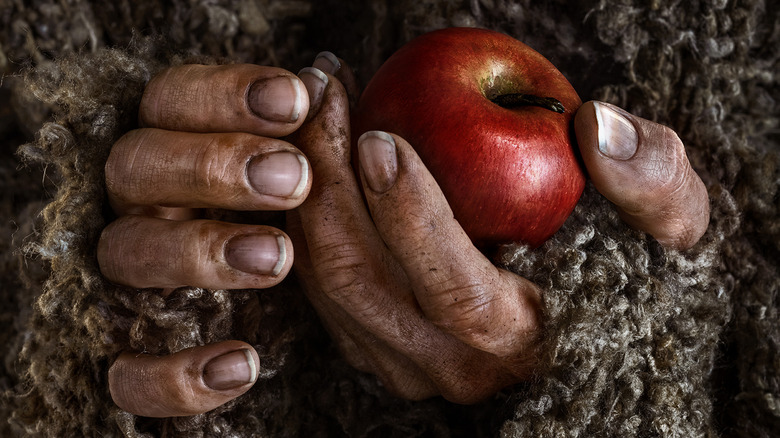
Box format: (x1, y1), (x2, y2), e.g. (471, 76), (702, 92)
(0, 0), (777, 437)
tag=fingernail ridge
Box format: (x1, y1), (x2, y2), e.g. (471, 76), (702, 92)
(291, 154), (309, 199)
(249, 76), (303, 123)
(243, 349), (258, 384)
(203, 349), (256, 391)
(247, 152), (308, 199)
(358, 131), (398, 193)
(225, 233), (284, 276)
(272, 235), (286, 276)
(298, 67), (328, 113)
(594, 101), (638, 160)
(289, 78), (303, 122)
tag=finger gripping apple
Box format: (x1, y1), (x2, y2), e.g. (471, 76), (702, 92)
(354, 27), (585, 248)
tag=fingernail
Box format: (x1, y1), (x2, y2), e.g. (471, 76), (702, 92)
(203, 349), (257, 391)
(313, 51), (341, 75)
(298, 67), (328, 114)
(248, 76), (304, 123)
(225, 234), (286, 276)
(358, 131), (398, 193)
(594, 101), (639, 160)
(247, 152), (308, 198)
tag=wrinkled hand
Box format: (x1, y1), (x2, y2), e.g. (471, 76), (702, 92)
(574, 101), (709, 249)
(98, 59), (337, 417)
(288, 62), (709, 403)
(99, 52), (709, 416)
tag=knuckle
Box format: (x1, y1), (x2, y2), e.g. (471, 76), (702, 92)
(108, 354), (200, 417)
(108, 359), (137, 411)
(143, 66), (196, 128)
(427, 280), (498, 337)
(193, 136), (232, 194)
(97, 226), (121, 282)
(106, 130), (150, 203)
(423, 271), (540, 357)
(100, 216), (193, 288)
(655, 214), (706, 250)
(98, 217), (143, 284)
(644, 126), (690, 197)
(161, 373), (198, 411)
(308, 231), (372, 295)
(152, 367), (202, 417)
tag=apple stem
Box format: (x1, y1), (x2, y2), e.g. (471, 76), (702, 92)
(491, 94), (565, 113)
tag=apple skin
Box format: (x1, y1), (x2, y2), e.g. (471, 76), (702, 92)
(352, 27), (585, 248)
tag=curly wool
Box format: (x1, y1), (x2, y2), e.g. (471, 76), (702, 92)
(1, 0), (778, 437)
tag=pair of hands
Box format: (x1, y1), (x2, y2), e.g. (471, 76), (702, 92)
(99, 52), (709, 417)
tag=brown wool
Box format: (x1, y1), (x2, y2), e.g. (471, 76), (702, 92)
(1, 1), (777, 437)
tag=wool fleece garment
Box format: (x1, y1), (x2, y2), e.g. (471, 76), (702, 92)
(1, 0), (778, 437)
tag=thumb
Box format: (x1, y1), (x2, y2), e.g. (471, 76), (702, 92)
(574, 101), (709, 250)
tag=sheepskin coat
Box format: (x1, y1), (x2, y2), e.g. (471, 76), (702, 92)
(1, 0), (777, 436)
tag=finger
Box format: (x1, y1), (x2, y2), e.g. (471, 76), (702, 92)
(287, 211), (439, 400)
(291, 71), (425, 327)
(355, 131), (542, 358)
(98, 216), (292, 289)
(106, 129), (311, 212)
(292, 73), (520, 403)
(312, 51), (360, 109)
(109, 341), (260, 417)
(139, 64), (309, 137)
(574, 101), (710, 250)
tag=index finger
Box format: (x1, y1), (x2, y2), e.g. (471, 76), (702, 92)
(356, 131), (542, 358)
(140, 64), (309, 137)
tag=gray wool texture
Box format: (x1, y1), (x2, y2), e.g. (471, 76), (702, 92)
(0, 0), (778, 437)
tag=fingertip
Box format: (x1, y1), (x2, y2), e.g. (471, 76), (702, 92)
(576, 100), (710, 250)
(291, 66), (351, 162)
(593, 101), (639, 160)
(109, 341), (260, 417)
(299, 51), (356, 122)
(576, 100), (639, 161)
(247, 74), (308, 125)
(224, 232), (290, 277)
(203, 346), (260, 391)
(99, 217), (293, 289)
(298, 67), (329, 118)
(357, 130), (399, 194)
(139, 64), (309, 137)
(313, 51), (341, 75)
(246, 150), (312, 202)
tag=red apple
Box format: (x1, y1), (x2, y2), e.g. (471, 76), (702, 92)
(353, 27), (585, 248)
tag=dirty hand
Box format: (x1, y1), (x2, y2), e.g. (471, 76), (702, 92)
(287, 59), (709, 403)
(99, 51), (709, 415)
(97, 60), (329, 417)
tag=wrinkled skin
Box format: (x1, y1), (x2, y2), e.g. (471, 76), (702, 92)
(100, 55), (709, 417)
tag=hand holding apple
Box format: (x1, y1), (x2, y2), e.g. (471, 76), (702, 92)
(102, 44), (710, 415)
(290, 56), (709, 404)
(353, 27), (585, 248)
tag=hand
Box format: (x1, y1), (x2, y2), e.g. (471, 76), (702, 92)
(98, 61), (328, 417)
(574, 101), (709, 250)
(288, 65), (709, 402)
(99, 51), (710, 414)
